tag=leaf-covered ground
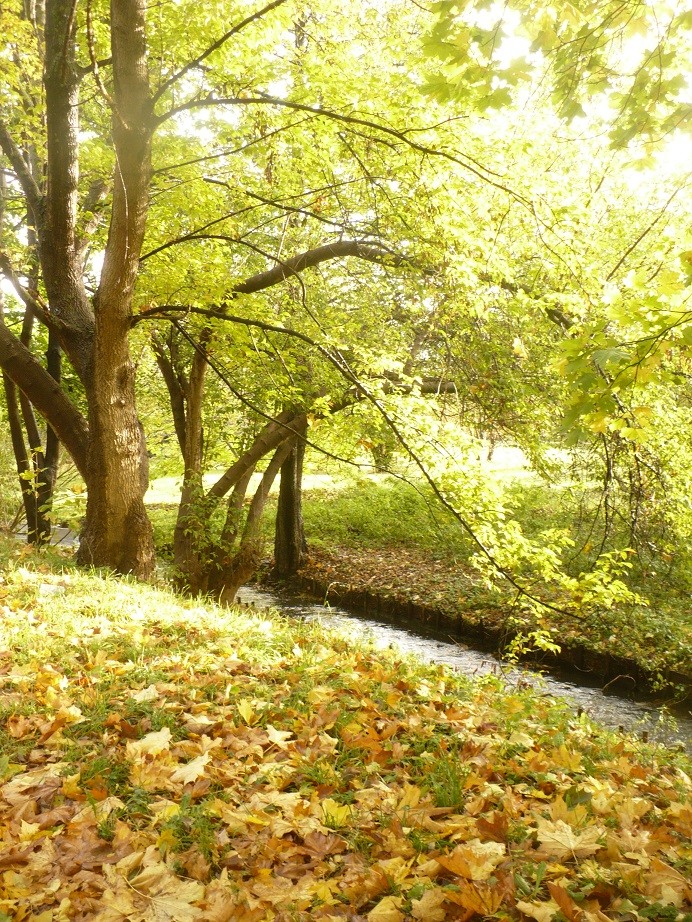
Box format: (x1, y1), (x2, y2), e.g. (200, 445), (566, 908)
(0, 553), (690, 921)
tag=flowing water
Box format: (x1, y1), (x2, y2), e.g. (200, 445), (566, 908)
(239, 585), (692, 752)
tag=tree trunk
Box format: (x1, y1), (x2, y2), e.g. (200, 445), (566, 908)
(210, 439), (295, 604)
(273, 417), (307, 577)
(170, 330), (210, 590)
(76, 0), (154, 576)
(2, 374), (48, 542)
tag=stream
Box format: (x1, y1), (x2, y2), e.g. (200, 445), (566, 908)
(239, 585), (692, 752)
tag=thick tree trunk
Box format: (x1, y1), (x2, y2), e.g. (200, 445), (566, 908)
(76, 0), (154, 576)
(273, 418), (307, 577)
(78, 339), (153, 574)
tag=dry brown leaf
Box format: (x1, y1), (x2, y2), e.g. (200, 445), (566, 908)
(547, 881), (586, 921)
(444, 880), (504, 914)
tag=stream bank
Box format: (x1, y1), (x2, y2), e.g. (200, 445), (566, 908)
(264, 546), (692, 701)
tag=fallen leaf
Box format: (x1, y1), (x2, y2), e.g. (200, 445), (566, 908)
(410, 887), (446, 920)
(517, 898), (561, 922)
(367, 895), (404, 922)
(170, 752), (210, 784)
(126, 727), (172, 759)
(537, 820), (604, 860)
(436, 839), (505, 880)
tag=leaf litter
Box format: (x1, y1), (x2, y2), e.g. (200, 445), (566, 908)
(0, 562), (690, 921)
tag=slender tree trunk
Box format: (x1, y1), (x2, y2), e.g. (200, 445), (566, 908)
(210, 439), (295, 604)
(0, 173), (52, 543)
(2, 374), (46, 540)
(273, 417), (307, 577)
(170, 331), (210, 589)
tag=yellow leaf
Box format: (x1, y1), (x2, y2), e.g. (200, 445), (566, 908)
(321, 797), (352, 828)
(170, 752), (210, 784)
(237, 698), (256, 725)
(367, 895), (404, 922)
(436, 839), (505, 880)
(536, 819), (604, 860)
(265, 724), (293, 748)
(516, 899), (561, 922)
(126, 727), (172, 759)
(130, 684), (160, 703)
(411, 887), (447, 920)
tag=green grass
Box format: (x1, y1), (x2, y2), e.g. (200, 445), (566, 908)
(0, 538), (689, 919)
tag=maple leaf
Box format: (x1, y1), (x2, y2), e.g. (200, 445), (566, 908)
(643, 857), (692, 907)
(236, 698), (256, 725)
(410, 887), (447, 920)
(436, 839), (505, 880)
(547, 882), (587, 921)
(516, 898), (562, 922)
(321, 797), (352, 828)
(96, 862), (204, 921)
(367, 895), (404, 922)
(126, 727), (172, 759)
(170, 752), (210, 785)
(444, 880), (504, 914)
(536, 819), (604, 860)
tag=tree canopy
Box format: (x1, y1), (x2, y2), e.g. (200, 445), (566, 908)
(0, 0), (690, 611)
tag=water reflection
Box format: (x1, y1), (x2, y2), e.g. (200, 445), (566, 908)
(239, 586), (691, 751)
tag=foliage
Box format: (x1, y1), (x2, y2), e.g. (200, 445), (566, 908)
(0, 543), (690, 920)
(298, 474), (692, 681)
(424, 0), (692, 146)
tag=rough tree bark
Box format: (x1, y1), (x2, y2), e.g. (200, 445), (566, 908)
(77, 0), (154, 574)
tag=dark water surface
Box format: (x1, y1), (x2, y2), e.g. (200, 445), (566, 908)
(239, 585), (692, 752)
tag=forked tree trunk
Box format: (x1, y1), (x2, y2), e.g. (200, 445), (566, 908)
(210, 439), (295, 604)
(273, 418), (307, 577)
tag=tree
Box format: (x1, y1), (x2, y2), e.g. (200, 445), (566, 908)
(2, 0), (689, 607)
(1, 0), (155, 573)
(0, 0), (490, 577)
(1, 0), (406, 574)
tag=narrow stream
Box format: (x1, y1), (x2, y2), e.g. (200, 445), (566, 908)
(239, 585), (692, 752)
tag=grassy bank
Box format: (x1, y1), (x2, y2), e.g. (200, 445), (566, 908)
(0, 540), (690, 920)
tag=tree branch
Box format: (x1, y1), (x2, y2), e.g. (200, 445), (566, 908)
(0, 323), (88, 478)
(233, 240), (411, 294)
(0, 119), (43, 217)
(151, 0), (291, 105)
(0, 252), (57, 331)
(134, 239), (419, 328)
(153, 93), (528, 204)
